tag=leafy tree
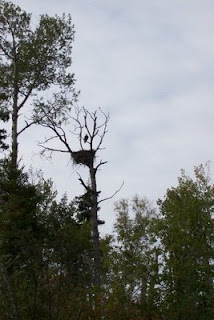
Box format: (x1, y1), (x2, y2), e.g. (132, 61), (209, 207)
(0, 159), (44, 319)
(34, 190), (93, 320)
(0, 161), (92, 319)
(158, 164), (214, 320)
(0, 0), (77, 168)
(102, 196), (162, 320)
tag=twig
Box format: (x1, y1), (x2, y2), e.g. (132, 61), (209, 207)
(39, 144), (69, 154)
(98, 181), (124, 204)
(95, 160), (107, 172)
(17, 120), (36, 136)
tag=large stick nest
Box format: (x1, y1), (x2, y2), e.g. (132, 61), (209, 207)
(72, 150), (95, 167)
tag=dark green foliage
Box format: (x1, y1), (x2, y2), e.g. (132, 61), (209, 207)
(100, 196), (162, 320)
(0, 160), (42, 268)
(0, 161), (213, 319)
(0, 107), (9, 151)
(0, 160), (44, 319)
(158, 165), (214, 320)
(0, 0), (76, 96)
(74, 191), (105, 225)
(0, 0), (78, 168)
(0, 161), (93, 319)
(99, 169), (213, 320)
(74, 191), (92, 223)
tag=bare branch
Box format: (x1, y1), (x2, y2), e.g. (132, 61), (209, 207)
(0, 36), (13, 59)
(98, 181), (124, 204)
(84, 112), (92, 139)
(39, 134), (59, 145)
(39, 144), (69, 154)
(95, 110), (109, 152)
(17, 120), (36, 136)
(95, 160), (108, 172)
(77, 172), (91, 192)
(40, 122), (73, 155)
(71, 106), (86, 149)
(18, 84), (35, 111)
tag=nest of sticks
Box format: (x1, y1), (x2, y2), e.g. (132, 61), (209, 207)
(72, 149), (95, 167)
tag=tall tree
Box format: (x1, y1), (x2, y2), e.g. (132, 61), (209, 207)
(158, 164), (214, 320)
(102, 196), (161, 320)
(0, 160), (44, 319)
(0, 0), (77, 168)
(0, 163), (92, 319)
(34, 104), (111, 288)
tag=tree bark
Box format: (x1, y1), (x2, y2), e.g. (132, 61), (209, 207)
(11, 42), (19, 170)
(11, 97), (18, 169)
(89, 166), (101, 288)
(0, 262), (20, 320)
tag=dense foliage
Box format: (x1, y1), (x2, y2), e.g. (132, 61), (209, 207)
(0, 162), (213, 319)
(157, 165), (214, 320)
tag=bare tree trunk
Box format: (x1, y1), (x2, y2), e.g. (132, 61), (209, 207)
(140, 271), (147, 303)
(89, 166), (101, 288)
(11, 52), (19, 170)
(0, 262), (20, 320)
(11, 99), (18, 169)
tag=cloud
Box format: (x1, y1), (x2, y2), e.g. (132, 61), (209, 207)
(11, 0), (214, 233)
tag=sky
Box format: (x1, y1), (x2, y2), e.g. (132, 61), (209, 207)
(9, 0), (214, 233)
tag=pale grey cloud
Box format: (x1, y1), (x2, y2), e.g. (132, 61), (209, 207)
(11, 0), (214, 233)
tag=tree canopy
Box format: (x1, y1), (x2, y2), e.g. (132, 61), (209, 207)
(0, 0), (77, 168)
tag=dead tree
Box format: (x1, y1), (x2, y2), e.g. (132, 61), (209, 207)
(37, 105), (110, 288)
(71, 107), (109, 287)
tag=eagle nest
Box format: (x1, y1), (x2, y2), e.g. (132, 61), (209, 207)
(72, 150), (95, 167)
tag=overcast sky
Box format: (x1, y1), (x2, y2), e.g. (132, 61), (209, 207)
(12, 0), (214, 233)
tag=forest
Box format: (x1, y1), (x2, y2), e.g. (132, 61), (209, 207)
(0, 1), (213, 319)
